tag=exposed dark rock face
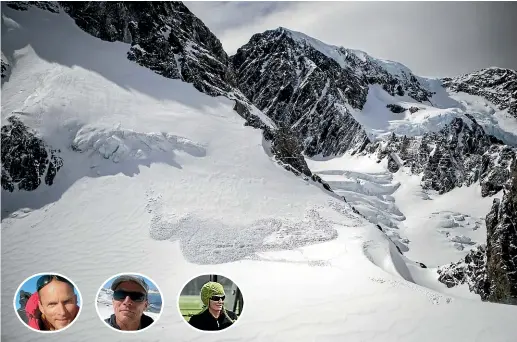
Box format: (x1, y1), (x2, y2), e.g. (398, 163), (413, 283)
(6, 1), (59, 13)
(232, 28), (369, 157)
(1, 58), (10, 83)
(484, 157), (517, 304)
(270, 125), (312, 177)
(386, 104), (406, 113)
(1, 116), (63, 192)
(438, 158), (517, 304)
(442, 67), (517, 119)
(366, 116), (515, 196)
(6, 2), (234, 96)
(58, 1), (233, 97)
(16, 290), (31, 324)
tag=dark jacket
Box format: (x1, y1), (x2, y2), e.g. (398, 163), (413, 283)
(188, 309), (238, 331)
(105, 313), (154, 330)
(17, 290), (31, 324)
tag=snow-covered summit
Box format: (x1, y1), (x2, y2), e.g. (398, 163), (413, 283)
(276, 27), (415, 81)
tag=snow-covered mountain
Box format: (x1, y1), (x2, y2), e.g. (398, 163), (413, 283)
(2, 2), (517, 342)
(230, 25), (517, 304)
(230, 26), (516, 193)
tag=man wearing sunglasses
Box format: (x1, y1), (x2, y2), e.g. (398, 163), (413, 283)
(104, 275), (154, 331)
(188, 282), (238, 331)
(24, 275), (80, 331)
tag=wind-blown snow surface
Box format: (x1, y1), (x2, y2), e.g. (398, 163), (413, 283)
(2, 6), (517, 342)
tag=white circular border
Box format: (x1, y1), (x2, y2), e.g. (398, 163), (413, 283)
(178, 273), (244, 334)
(13, 272), (84, 334)
(95, 272), (164, 334)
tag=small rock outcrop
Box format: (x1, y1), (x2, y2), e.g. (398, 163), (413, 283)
(409, 106), (419, 114)
(386, 104), (406, 113)
(1, 116), (63, 192)
(1, 58), (10, 83)
(437, 245), (489, 297)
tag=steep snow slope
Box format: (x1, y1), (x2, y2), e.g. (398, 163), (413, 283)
(392, 172), (498, 267)
(306, 152), (500, 301)
(352, 84), (464, 139)
(352, 82), (517, 146)
(2, 5), (517, 342)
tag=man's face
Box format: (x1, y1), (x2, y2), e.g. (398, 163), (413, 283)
(209, 295), (224, 312)
(112, 281), (148, 328)
(38, 280), (78, 330)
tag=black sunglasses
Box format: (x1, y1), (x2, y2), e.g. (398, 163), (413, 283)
(113, 290), (146, 302)
(37, 275), (74, 292)
(210, 295), (225, 301)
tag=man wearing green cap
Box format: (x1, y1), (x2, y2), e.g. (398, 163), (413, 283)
(188, 282), (238, 331)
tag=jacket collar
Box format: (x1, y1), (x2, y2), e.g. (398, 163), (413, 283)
(107, 313), (154, 330)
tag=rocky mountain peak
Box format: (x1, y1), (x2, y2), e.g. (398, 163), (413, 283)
(232, 27), (370, 157)
(231, 25), (441, 158)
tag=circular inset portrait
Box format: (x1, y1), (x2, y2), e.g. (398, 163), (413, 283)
(14, 273), (82, 333)
(96, 273), (162, 332)
(179, 274), (243, 332)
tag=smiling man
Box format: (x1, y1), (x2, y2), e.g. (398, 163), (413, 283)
(104, 275), (154, 331)
(34, 275), (80, 331)
(188, 281), (238, 331)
